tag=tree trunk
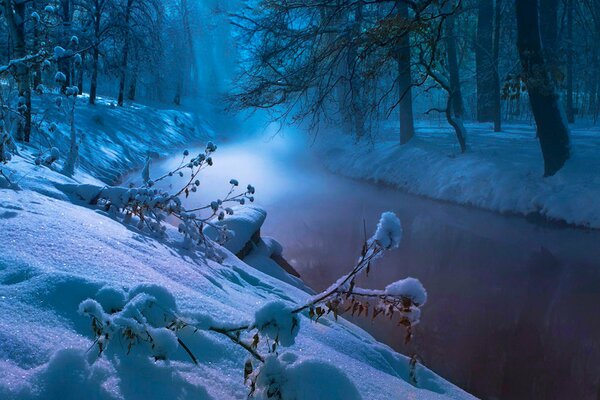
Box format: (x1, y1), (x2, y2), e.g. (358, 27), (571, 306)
(398, 0), (415, 144)
(492, 0), (502, 131)
(118, 0), (134, 107)
(89, 3), (101, 104)
(445, 11), (464, 118)
(348, 4), (365, 139)
(32, 0), (42, 89)
(180, 0), (198, 96)
(539, 0), (559, 50)
(516, 0), (570, 177)
(565, 0), (575, 123)
(59, 0), (72, 90)
(89, 44), (99, 104)
(77, 53), (84, 95)
(61, 101), (78, 177)
(127, 67), (137, 101)
(2, 0), (31, 142)
(476, 0), (495, 122)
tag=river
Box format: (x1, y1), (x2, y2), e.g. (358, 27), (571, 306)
(134, 130), (600, 400)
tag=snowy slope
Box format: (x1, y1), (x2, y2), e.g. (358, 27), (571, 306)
(0, 142), (474, 398)
(29, 95), (211, 184)
(318, 122), (600, 229)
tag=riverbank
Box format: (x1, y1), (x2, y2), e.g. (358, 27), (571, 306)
(317, 121), (600, 229)
(0, 101), (474, 399)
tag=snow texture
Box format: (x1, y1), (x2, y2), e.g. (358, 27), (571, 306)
(0, 103), (474, 400)
(253, 301), (300, 347)
(203, 205), (267, 254)
(386, 278), (428, 306)
(254, 353), (361, 400)
(372, 211), (403, 249)
(319, 122), (600, 229)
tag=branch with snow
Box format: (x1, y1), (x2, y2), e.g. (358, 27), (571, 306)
(79, 212), (428, 396)
(79, 142), (256, 252)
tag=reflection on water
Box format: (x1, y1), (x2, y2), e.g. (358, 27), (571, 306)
(144, 135), (600, 400)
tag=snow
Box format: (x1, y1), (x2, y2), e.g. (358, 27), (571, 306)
(203, 205), (267, 255)
(26, 95), (210, 184)
(0, 103), (474, 399)
(386, 278), (428, 306)
(318, 121), (600, 228)
(372, 211), (403, 249)
(253, 353), (362, 400)
(253, 301), (300, 347)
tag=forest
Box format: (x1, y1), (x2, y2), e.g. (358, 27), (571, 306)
(0, 1), (599, 400)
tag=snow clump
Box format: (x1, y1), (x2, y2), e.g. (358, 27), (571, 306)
(372, 211), (402, 249)
(253, 301), (299, 347)
(385, 277), (428, 306)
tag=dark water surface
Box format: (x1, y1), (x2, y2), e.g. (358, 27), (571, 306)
(146, 134), (600, 400)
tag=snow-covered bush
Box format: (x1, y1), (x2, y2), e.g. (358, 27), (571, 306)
(79, 212), (428, 396)
(89, 143), (256, 251)
(253, 301), (300, 347)
(79, 284), (182, 361)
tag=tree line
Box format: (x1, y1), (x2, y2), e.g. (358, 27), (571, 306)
(231, 0), (600, 176)
(0, 0), (201, 143)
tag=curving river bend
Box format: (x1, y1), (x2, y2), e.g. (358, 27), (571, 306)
(138, 131), (600, 400)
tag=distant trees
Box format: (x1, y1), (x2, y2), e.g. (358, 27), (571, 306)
(476, 0), (495, 123)
(0, 0), (203, 151)
(230, 0), (465, 146)
(230, 0), (594, 175)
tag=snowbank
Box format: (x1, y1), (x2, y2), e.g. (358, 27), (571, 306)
(0, 156), (473, 400)
(29, 95), (211, 183)
(318, 122), (600, 229)
(203, 205), (267, 255)
(0, 99), (475, 399)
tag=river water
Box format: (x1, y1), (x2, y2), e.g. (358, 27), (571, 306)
(138, 132), (600, 400)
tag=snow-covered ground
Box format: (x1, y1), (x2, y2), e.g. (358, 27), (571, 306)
(28, 95), (211, 183)
(0, 102), (474, 399)
(318, 121), (600, 229)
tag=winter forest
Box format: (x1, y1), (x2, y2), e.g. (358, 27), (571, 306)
(0, 0), (599, 399)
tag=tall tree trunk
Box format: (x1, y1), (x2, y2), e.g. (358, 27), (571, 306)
(89, 45), (99, 104)
(492, 0), (502, 131)
(516, 0), (570, 177)
(2, 0), (31, 142)
(127, 66), (137, 101)
(59, 0), (72, 90)
(117, 0), (134, 107)
(565, 0), (575, 123)
(180, 0), (198, 96)
(127, 56), (140, 101)
(89, 3), (101, 105)
(397, 0), (415, 144)
(61, 101), (78, 177)
(348, 4), (365, 139)
(476, 0), (495, 122)
(445, 12), (464, 118)
(539, 0), (559, 72)
(32, 0), (42, 89)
